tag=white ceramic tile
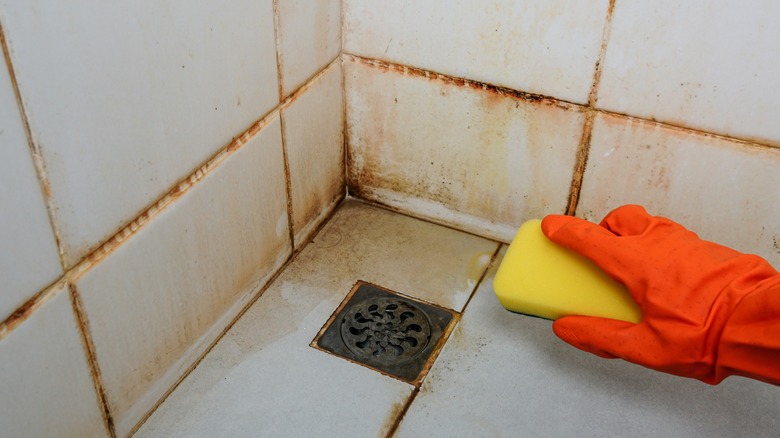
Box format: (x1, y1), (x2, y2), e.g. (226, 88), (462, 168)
(396, 248), (780, 437)
(75, 115), (290, 436)
(277, 0), (341, 96)
(346, 58), (584, 243)
(578, 113), (780, 269)
(344, 0), (609, 104)
(0, 44), (62, 321)
(598, 1), (780, 146)
(283, 62), (344, 248)
(0, 285), (109, 437)
(0, 0), (279, 267)
(137, 200), (497, 437)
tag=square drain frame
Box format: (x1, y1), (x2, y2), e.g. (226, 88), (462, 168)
(311, 281), (457, 385)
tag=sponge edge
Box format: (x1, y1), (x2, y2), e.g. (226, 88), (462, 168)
(493, 219), (641, 323)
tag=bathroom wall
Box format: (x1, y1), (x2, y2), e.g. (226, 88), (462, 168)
(344, 0), (780, 268)
(0, 1), (342, 436)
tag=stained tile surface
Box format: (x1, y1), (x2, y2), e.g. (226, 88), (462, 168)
(396, 248), (780, 437)
(76, 115), (290, 436)
(578, 113), (780, 269)
(0, 43), (62, 321)
(0, 285), (109, 437)
(137, 201), (498, 437)
(346, 58), (583, 243)
(598, 0), (780, 146)
(345, 0), (610, 104)
(283, 62), (345, 248)
(0, 0), (279, 267)
(277, 0), (341, 96)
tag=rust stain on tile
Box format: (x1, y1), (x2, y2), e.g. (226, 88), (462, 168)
(68, 283), (116, 437)
(345, 54), (577, 111)
(380, 400), (409, 438)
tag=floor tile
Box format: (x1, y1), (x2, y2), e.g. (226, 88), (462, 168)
(0, 43), (62, 321)
(344, 0), (610, 104)
(1, 0), (279, 266)
(579, 112), (780, 269)
(283, 62), (345, 248)
(76, 115), (290, 437)
(137, 200), (498, 437)
(277, 0), (341, 96)
(396, 248), (780, 437)
(598, 1), (780, 146)
(346, 57), (584, 243)
(0, 285), (109, 437)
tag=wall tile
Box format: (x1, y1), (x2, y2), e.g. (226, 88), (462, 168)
(282, 62), (344, 248)
(75, 115), (290, 436)
(344, 0), (610, 104)
(0, 0), (279, 267)
(579, 113), (780, 268)
(346, 58), (584, 243)
(277, 0), (341, 96)
(0, 42), (62, 321)
(598, 1), (780, 146)
(0, 285), (109, 437)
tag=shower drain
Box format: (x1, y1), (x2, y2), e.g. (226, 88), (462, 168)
(312, 281), (455, 384)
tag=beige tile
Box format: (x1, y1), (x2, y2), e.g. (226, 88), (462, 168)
(344, 0), (610, 104)
(137, 200), (497, 437)
(0, 41), (62, 321)
(598, 1), (780, 146)
(346, 58), (584, 243)
(0, 0), (279, 267)
(75, 115), (290, 436)
(0, 285), (109, 437)
(283, 62), (345, 248)
(396, 247), (780, 437)
(578, 113), (780, 268)
(276, 0), (341, 96)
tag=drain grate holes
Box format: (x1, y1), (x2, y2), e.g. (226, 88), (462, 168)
(340, 298), (432, 365)
(312, 281), (456, 383)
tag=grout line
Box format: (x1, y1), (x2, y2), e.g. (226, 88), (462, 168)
(68, 283), (116, 438)
(459, 245), (502, 316)
(587, 0), (615, 107)
(565, 0), (614, 217)
(343, 53), (780, 153)
(348, 195), (507, 245)
(341, 54), (350, 199)
(565, 111), (595, 216)
(272, 0), (296, 250)
(385, 387), (420, 438)
(0, 279), (64, 342)
(0, 20), (67, 270)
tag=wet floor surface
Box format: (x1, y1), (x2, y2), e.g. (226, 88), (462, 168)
(137, 199), (780, 437)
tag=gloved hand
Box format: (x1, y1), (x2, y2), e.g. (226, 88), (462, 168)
(541, 205), (780, 385)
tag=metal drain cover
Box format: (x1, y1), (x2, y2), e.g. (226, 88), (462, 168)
(313, 281), (455, 383)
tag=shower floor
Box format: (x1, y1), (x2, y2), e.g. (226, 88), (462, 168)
(136, 199), (779, 437)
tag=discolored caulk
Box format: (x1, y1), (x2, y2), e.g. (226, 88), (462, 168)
(313, 281), (454, 383)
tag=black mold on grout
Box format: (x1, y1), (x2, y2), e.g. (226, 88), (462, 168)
(566, 111), (595, 216)
(68, 283), (116, 438)
(0, 20), (67, 270)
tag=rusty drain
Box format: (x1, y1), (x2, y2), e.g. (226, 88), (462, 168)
(313, 281), (455, 383)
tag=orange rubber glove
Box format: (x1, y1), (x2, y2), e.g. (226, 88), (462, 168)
(541, 205), (780, 385)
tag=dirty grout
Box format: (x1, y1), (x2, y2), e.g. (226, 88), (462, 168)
(565, 111), (596, 216)
(0, 20), (67, 270)
(68, 283), (116, 438)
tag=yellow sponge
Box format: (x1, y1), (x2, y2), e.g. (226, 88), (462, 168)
(493, 219), (641, 323)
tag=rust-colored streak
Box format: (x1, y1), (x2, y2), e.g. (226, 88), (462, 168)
(68, 283), (116, 437)
(566, 111), (595, 215)
(588, 0), (616, 106)
(345, 54), (576, 111)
